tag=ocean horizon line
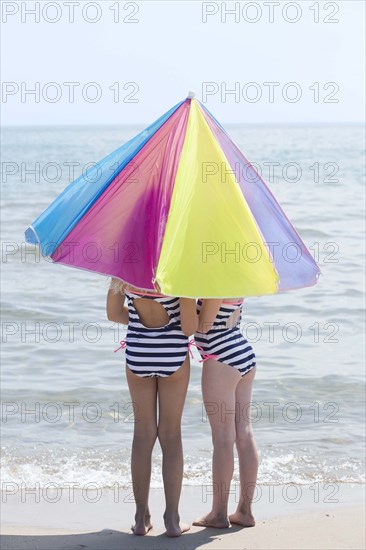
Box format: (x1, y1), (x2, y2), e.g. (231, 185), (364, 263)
(1, 120), (365, 130)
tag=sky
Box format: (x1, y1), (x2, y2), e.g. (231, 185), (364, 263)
(1, 0), (365, 125)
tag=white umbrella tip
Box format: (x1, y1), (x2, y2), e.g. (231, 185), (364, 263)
(187, 90), (196, 99)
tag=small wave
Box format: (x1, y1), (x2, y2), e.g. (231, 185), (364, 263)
(1, 447), (364, 489)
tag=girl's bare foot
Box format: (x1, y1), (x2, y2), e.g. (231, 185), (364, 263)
(193, 512), (230, 528)
(131, 512), (153, 535)
(229, 510), (255, 528)
(164, 522), (190, 537)
(163, 512), (190, 537)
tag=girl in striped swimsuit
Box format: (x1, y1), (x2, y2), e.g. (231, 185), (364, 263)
(107, 278), (198, 537)
(193, 298), (258, 530)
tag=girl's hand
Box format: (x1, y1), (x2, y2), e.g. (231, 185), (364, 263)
(106, 278), (129, 325)
(197, 299), (223, 334)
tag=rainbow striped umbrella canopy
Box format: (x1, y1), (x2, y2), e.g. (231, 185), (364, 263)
(24, 93), (321, 298)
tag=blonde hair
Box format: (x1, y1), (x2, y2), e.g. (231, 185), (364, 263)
(108, 277), (166, 297)
(109, 277), (131, 295)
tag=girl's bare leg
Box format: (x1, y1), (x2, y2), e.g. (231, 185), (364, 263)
(126, 366), (158, 535)
(229, 366), (258, 527)
(193, 359), (240, 528)
(157, 355), (190, 537)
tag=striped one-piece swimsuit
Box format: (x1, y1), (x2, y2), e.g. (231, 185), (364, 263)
(123, 291), (189, 378)
(194, 299), (256, 377)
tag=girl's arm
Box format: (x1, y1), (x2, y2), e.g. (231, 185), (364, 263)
(106, 279), (129, 325)
(179, 298), (199, 336)
(197, 299), (223, 333)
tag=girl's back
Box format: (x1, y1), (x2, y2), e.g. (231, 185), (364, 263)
(124, 290), (189, 378)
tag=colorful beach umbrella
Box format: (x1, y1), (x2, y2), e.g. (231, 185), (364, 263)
(24, 92), (321, 298)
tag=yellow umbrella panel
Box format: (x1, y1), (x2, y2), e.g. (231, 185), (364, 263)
(155, 100), (280, 298)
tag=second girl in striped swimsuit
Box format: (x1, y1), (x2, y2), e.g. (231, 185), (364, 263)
(193, 298), (258, 530)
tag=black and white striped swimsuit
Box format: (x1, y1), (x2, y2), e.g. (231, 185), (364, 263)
(194, 299), (256, 377)
(122, 291), (189, 378)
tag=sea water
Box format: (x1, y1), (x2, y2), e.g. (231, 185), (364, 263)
(1, 123), (365, 490)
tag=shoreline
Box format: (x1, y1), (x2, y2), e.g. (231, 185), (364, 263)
(1, 483), (365, 549)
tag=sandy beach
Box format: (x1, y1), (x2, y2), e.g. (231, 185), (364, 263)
(1, 484), (364, 549)
(1, 507), (365, 549)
